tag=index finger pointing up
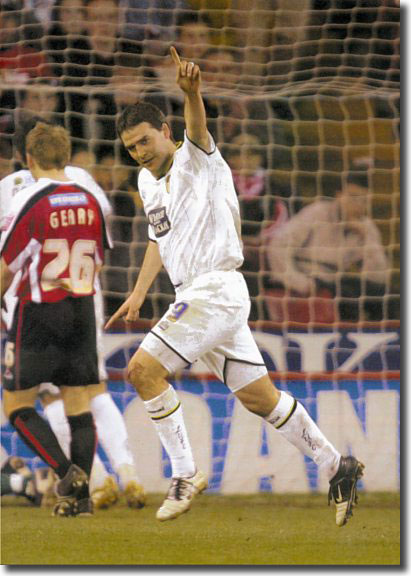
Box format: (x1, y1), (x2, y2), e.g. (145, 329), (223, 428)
(170, 45), (181, 66)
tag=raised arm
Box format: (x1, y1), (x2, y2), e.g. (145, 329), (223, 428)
(170, 46), (211, 153)
(105, 240), (163, 329)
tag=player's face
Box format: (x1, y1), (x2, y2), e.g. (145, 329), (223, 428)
(121, 122), (174, 178)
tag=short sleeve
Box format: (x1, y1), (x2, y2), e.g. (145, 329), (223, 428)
(0, 205), (36, 271)
(176, 132), (219, 173)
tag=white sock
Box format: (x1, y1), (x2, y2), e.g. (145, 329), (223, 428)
(90, 392), (138, 475)
(10, 473), (24, 493)
(265, 391), (341, 480)
(43, 399), (71, 458)
(89, 453), (109, 493)
(144, 385), (196, 479)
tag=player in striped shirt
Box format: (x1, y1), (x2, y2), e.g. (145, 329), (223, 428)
(106, 47), (364, 527)
(1, 122), (111, 516)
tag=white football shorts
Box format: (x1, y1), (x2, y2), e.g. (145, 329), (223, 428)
(140, 270), (268, 393)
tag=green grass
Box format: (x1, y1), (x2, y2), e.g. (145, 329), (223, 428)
(1, 493), (400, 566)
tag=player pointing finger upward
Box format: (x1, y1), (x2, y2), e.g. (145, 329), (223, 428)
(170, 46), (200, 89)
(169, 45), (210, 153)
(106, 44), (364, 528)
(104, 46), (210, 329)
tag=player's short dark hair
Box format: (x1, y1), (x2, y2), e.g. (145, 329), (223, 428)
(13, 116), (55, 165)
(117, 100), (168, 137)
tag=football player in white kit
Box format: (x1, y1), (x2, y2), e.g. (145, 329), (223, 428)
(106, 46), (364, 527)
(0, 116), (145, 510)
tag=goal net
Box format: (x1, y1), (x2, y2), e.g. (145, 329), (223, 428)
(0, 0), (400, 494)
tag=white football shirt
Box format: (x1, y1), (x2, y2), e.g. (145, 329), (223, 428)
(138, 132), (244, 288)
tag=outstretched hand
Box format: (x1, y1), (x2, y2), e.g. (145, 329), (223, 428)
(104, 291), (143, 330)
(170, 45), (201, 94)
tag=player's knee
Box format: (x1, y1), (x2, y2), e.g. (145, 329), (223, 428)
(3, 390), (37, 419)
(127, 358), (151, 391)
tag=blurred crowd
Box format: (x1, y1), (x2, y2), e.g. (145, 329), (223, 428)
(0, 0), (400, 323)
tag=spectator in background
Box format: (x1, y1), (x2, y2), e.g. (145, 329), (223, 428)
(228, 0), (276, 81)
(0, 1), (52, 138)
(110, 64), (147, 109)
(71, 143), (137, 199)
(226, 131), (279, 243)
(70, 143), (96, 174)
(92, 145), (143, 213)
(175, 12), (214, 63)
(200, 45), (270, 145)
(93, 147), (118, 193)
(200, 46), (244, 140)
(150, 12), (213, 100)
(121, 0), (189, 49)
(92, 61), (147, 142)
(0, 79), (62, 164)
(81, 0), (143, 140)
(201, 45), (242, 91)
(225, 131), (287, 319)
(46, 0), (90, 83)
(25, 0), (56, 31)
(45, 0), (102, 140)
(70, 143), (138, 220)
(44, 0), (143, 141)
(0, 1), (49, 86)
(84, 0), (142, 84)
(263, 171), (390, 323)
(15, 81), (62, 124)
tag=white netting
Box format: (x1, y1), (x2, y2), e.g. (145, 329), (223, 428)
(0, 0), (400, 492)
(0, 0), (399, 325)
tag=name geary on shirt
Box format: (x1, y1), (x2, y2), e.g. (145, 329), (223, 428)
(49, 207), (96, 229)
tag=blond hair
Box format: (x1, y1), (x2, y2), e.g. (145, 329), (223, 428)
(26, 123), (71, 170)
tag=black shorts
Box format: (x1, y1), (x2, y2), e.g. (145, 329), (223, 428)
(2, 296), (99, 391)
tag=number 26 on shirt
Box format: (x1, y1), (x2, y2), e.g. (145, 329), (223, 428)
(41, 238), (97, 294)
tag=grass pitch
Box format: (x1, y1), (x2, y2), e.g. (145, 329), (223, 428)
(1, 492), (400, 566)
